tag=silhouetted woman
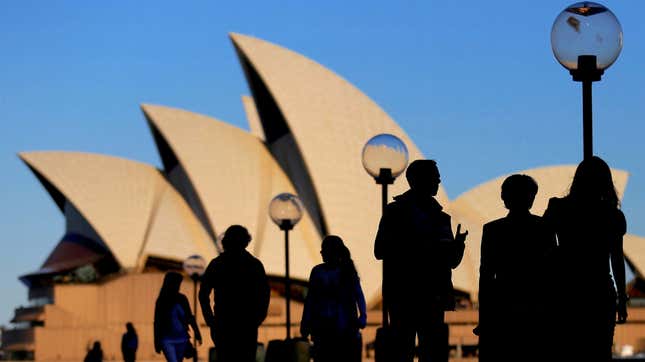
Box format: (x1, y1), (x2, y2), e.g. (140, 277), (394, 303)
(154, 271), (202, 362)
(301, 235), (367, 362)
(543, 156), (627, 361)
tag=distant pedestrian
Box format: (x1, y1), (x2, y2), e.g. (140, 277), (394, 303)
(84, 341), (103, 362)
(121, 322), (138, 362)
(154, 272), (202, 362)
(301, 235), (367, 362)
(199, 225), (270, 362)
(476, 174), (556, 362)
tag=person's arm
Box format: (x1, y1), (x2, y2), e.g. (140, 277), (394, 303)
(300, 268), (317, 338)
(180, 295), (202, 343)
(354, 276), (367, 329)
(198, 261), (216, 327)
(153, 302), (162, 353)
(374, 205), (394, 260)
(611, 210), (628, 324)
(255, 260), (271, 326)
(478, 224), (495, 333)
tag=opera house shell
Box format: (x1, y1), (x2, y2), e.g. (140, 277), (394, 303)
(4, 33), (645, 360)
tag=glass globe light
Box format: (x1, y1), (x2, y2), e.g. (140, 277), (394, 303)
(551, 2), (622, 71)
(361, 134), (409, 180)
(183, 254), (206, 277)
(269, 193), (304, 229)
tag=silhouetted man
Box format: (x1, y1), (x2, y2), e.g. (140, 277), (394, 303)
(477, 174), (555, 362)
(199, 225), (270, 362)
(121, 322), (138, 362)
(375, 159), (467, 362)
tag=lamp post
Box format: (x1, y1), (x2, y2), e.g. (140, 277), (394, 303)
(361, 133), (409, 328)
(269, 192), (304, 339)
(183, 254), (206, 362)
(551, 1), (622, 160)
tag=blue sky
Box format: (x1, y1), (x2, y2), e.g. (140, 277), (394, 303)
(1, 1), (643, 324)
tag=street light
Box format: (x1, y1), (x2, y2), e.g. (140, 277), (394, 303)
(551, 1), (622, 159)
(269, 192), (304, 339)
(361, 133), (409, 328)
(183, 254), (206, 362)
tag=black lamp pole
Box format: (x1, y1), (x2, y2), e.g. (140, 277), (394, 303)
(279, 219), (294, 339)
(570, 55), (604, 160)
(374, 168), (394, 328)
(190, 273), (200, 362)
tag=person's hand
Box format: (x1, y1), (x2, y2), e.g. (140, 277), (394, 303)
(300, 327), (310, 339)
(455, 224), (468, 243)
(617, 297), (628, 324)
(358, 314), (367, 329)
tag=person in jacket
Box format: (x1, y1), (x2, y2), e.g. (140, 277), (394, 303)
(374, 159), (468, 362)
(199, 225), (270, 362)
(301, 235), (367, 362)
(476, 174), (556, 361)
(154, 272), (202, 362)
(543, 156), (627, 361)
(121, 322), (138, 362)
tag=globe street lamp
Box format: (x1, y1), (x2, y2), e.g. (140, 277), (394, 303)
(361, 133), (409, 328)
(269, 193), (304, 339)
(551, 1), (622, 159)
(183, 254), (206, 362)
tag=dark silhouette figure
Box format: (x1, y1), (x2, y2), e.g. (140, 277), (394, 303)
(543, 156), (627, 361)
(374, 159), (468, 362)
(154, 272), (202, 362)
(199, 225), (271, 362)
(301, 235), (367, 362)
(121, 322), (138, 362)
(84, 341), (103, 362)
(476, 174), (556, 362)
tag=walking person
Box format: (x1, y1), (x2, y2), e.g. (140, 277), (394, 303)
(374, 159), (468, 362)
(543, 156), (628, 361)
(476, 174), (556, 362)
(199, 225), (271, 362)
(121, 322), (138, 362)
(301, 235), (367, 362)
(154, 272), (202, 362)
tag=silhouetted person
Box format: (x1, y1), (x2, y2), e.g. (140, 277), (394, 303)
(84, 341), (103, 362)
(476, 174), (556, 362)
(543, 156), (627, 361)
(199, 225), (270, 362)
(121, 322), (138, 362)
(374, 159), (468, 362)
(301, 235), (367, 362)
(154, 271), (202, 362)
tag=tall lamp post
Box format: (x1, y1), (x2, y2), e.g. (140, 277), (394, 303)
(361, 133), (409, 328)
(551, 1), (622, 160)
(183, 254), (206, 362)
(269, 193), (304, 339)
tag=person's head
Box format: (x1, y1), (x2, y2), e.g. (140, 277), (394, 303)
(405, 159), (440, 196)
(501, 174), (538, 212)
(221, 225), (251, 252)
(569, 156), (619, 207)
(125, 322), (135, 333)
(159, 271), (183, 297)
(92, 341), (101, 351)
(320, 235), (346, 265)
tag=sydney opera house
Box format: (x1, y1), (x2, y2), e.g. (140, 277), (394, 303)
(4, 33), (645, 361)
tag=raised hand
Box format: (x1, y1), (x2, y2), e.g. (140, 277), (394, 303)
(455, 224), (468, 243)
